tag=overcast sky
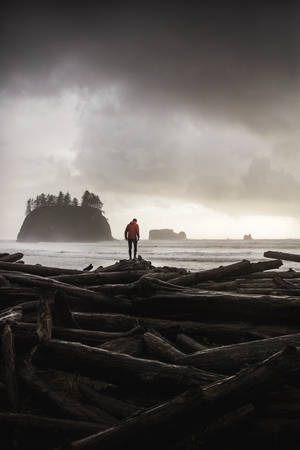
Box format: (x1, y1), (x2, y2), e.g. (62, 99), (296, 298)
(1, 1), (300, 239)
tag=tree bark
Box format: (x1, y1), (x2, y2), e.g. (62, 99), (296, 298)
(69, 345), (300, 450)
(32, 339), (223, 392)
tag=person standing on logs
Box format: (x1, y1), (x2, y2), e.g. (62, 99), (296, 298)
(124, 218), (140, 260)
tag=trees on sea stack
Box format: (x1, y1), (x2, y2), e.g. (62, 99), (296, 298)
(25, 190), (104, 215)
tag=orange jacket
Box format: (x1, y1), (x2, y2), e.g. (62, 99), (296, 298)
(125, 222), (140, 239)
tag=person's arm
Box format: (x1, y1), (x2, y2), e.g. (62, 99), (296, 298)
(136, 224), (140, 240)
(124, 226), (128, 240)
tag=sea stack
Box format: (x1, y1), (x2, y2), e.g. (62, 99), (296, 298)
(149, 229), (187, 240)
(17, 206), (113, 242)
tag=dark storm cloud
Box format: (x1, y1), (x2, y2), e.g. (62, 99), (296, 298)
(1, 1), (300, 218)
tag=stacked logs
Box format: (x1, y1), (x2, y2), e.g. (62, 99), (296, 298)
(2, 252), (300, 448)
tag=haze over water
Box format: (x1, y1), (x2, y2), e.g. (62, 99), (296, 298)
(1, 239), (300, 272)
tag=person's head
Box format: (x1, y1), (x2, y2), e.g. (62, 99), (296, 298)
(132, 218), (137, 223)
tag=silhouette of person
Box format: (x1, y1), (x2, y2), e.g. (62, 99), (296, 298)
(124, 218), (140, 260)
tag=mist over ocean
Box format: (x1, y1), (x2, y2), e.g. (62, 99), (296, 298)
(1, 239), (300, 271)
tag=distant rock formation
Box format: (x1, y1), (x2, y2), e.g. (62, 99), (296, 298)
(17, 206), (113, 242)
(148, 229), (187, 240)
(243, 234), (253, 240)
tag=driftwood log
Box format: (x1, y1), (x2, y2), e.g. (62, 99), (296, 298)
(32, 339), (222, 392)
(264, 250), (300, 263)
(176, 332), (300, 374)
(69, 346), (300, 450)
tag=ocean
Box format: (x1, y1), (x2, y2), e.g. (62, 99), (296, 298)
(0, 239), (300, 272)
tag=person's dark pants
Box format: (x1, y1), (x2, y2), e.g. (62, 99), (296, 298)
(128, 239), (138, 259)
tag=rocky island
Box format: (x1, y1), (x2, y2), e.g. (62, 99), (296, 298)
(148, 229), (187, 240)
(17, 190), (113, 242)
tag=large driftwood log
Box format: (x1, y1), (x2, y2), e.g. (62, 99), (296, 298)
(72, 312), (295, 344)
(131, 290), (300, 324)
(0, 271), (129, 313)
(32, 339), (222, 392)
(169, 259), (282, 286)
(0, 261), (82, 276)
(2, 321), (143, 348)
(0, 253), (23, 263)
(53, 270), (149, 286)
(1, 325), (19, 411)
(264, 250), (300, 263)
(69, 346), (300, 450)
(175, 331), (300, 374)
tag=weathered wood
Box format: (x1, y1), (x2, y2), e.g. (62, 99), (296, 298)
(132, 290), (300, 324)
(78, 381), (139, 419)
(69, 345), (300, 450)
(73, 312), (137, 332)
(0, 412), (107, 438)
(143, 331), (185, 363)
(72, 313), (293, 344)
(169, 259), (282, 286)
(99, 336), (145, 357)
(0, 287), (39, 308)
(175, 331), (300, 374)
(53, 270), (149, 286)
(175, 333), (207, 353)
(0, 271), (129, 313)
(2, 321), (143, 347)
(0, 275), (9, 287)
(96, 258), (153, 273)
(0, 261), (82, 276)
(1, 325), (19, 411)
(0, 253), (23, 263)
(20, 364), (119, 425)
(36, 295), (53, 341)
(53, 291), (79, 328)
(264, 250), (300, 263)
(32, 339), (223, 392)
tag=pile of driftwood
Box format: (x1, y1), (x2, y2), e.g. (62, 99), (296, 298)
(2, 250), (300, 449)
